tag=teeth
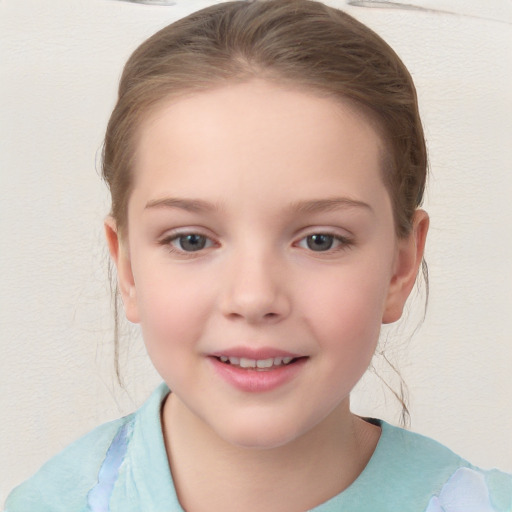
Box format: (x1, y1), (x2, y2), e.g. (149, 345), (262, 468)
(219, 355), (296, 369)
(240, 357), (256, 368)
(256, 358), (274, 369)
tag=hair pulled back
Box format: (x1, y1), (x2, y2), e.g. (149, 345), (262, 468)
(102, 0), (427, 238)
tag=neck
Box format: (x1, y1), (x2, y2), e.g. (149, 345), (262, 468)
(161, 394), (380, 512)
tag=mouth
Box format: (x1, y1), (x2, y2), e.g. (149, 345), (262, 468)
(214, 355), (305, 371)
(209, 350), (307, 392)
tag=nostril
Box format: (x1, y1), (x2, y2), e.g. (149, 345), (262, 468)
(262, 312), (284, 324)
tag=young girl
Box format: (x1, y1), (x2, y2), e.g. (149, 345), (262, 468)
(5, 1), (511, 511)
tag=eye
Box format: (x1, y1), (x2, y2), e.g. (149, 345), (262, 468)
(166, 233), (215, 253)
(305, 234), (334, 251)
(297, 233), (351, 252)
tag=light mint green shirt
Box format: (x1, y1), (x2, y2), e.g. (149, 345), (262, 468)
(5, 384), (512, 512)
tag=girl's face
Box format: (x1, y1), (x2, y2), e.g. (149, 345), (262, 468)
(109, 80), (425, 449)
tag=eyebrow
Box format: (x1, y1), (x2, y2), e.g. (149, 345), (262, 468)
(145, 197), (218, 213)
(144, 196), (373, 215)
(289, 197), (373, 215)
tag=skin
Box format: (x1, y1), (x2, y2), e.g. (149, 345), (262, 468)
(106, 80), (428, 512)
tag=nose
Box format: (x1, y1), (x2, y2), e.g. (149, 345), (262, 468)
(219, 250), (292, 324)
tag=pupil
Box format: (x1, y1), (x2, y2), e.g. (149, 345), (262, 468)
(307, 234), (333, 251)
(180, 234), (206, 252)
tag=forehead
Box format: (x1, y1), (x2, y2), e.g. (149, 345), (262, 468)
(131, 80), (388, 211)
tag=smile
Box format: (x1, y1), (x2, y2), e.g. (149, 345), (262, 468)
(210, 353), (307, 392)
(217, 356), (296, 370)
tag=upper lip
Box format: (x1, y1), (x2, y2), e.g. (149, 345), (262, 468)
(209, 347), (304, 360)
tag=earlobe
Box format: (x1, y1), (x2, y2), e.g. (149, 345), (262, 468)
(382, 210), (429, 324)
(104, 217), (140, 323)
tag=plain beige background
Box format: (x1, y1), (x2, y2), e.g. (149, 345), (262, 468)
(1, 0), (511, 504)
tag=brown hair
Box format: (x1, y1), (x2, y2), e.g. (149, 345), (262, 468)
(103, 0), (426, 237)
(102, 0), (428, 422)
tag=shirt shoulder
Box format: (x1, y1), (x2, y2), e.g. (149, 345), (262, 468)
(4, 415), (133, 512)
(381, 422), (512, 512)
(313, 421), (512, 512)
(424, 465), (512, 512)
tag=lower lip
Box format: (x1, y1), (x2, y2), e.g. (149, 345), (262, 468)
(209, 357), (306, 393)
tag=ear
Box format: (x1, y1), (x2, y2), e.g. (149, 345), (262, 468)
(104, 217), (140, 323)
(382, 210), (429, 324)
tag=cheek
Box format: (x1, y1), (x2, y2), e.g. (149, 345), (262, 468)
(299, 262), (391, 352)
(132, 264), (215, 355)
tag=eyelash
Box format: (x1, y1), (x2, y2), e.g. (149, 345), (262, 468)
(158, 230), (353, 256)
(295, 233), (353, 253)
(159, 231), (217, 256)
